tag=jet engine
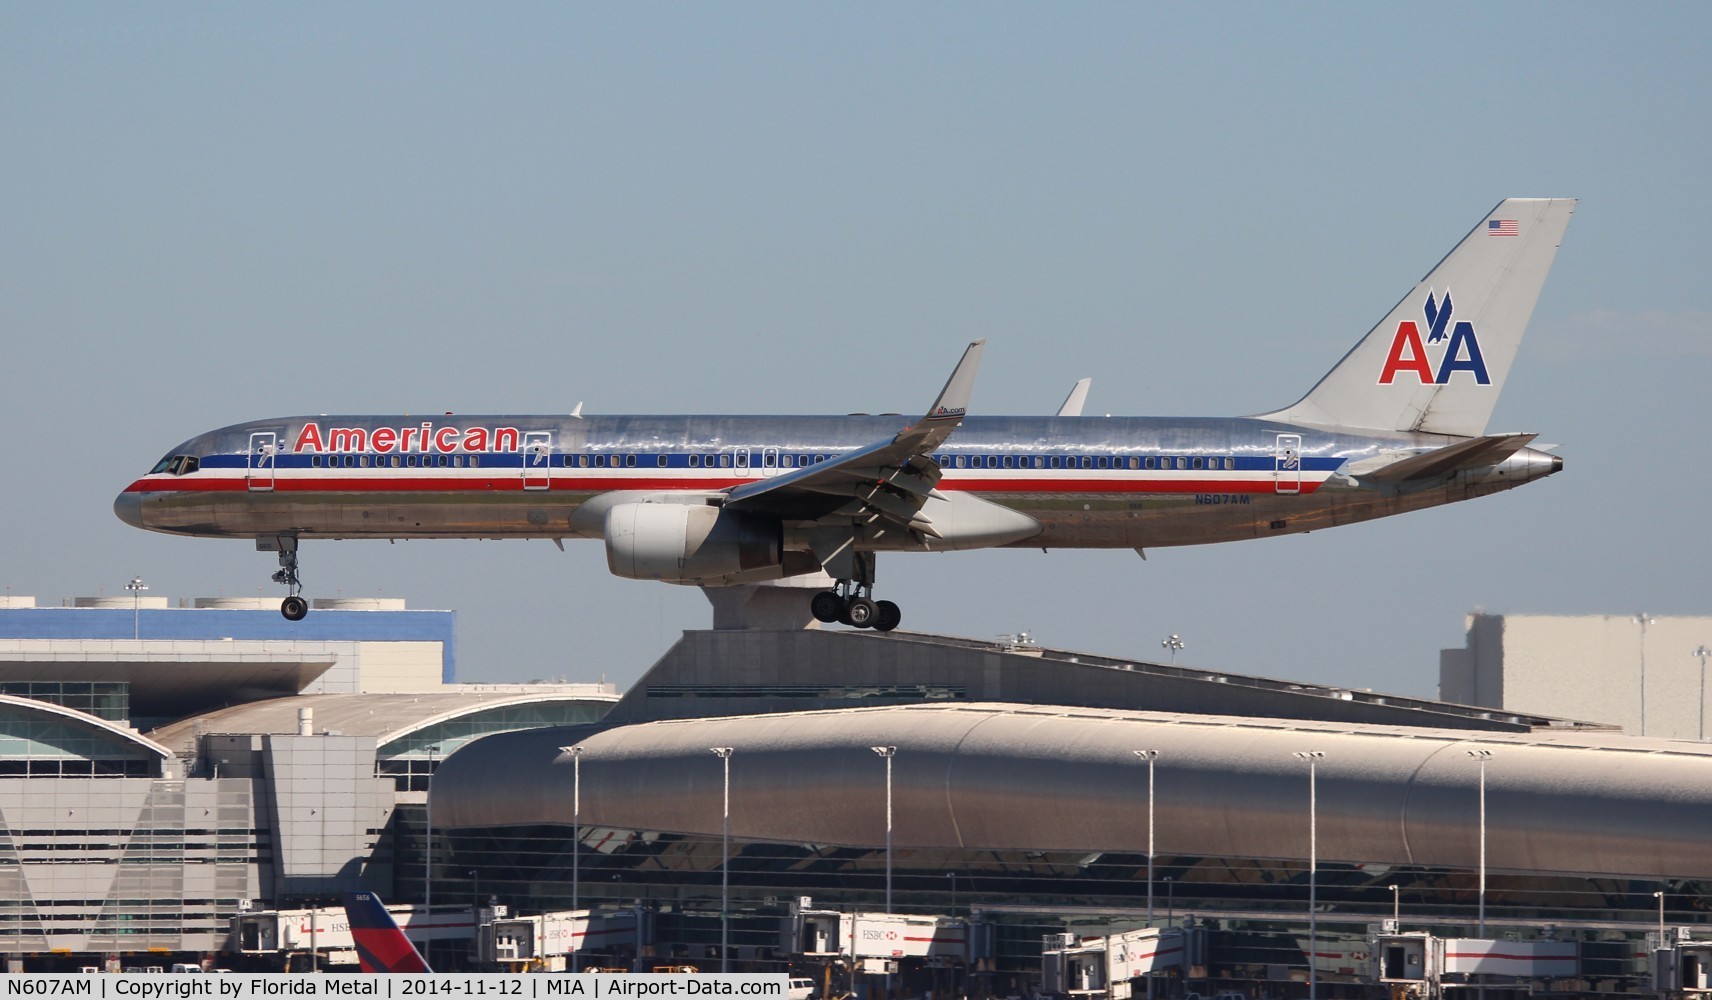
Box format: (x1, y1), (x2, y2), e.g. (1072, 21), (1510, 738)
(604, 502), (783, 583)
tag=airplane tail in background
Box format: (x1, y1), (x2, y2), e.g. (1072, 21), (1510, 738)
(1258, 198), (1575, 437)
(342, 891), (433, 974)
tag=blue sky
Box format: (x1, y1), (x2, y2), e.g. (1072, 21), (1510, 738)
(4, 4), (1709, 695)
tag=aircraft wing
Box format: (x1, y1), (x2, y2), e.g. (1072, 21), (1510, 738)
(723, 340), (984, 536)
(1362, 432), (1539, 484)
(1056, 378), (1092, 417)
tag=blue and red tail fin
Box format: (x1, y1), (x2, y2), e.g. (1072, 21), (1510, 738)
(342, 890), (433, 973)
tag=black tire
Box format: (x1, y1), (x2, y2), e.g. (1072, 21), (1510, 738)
(281, 596), (309, 621)
(844, 596), (877, 628)
(874, 600), (902, 633)
(810, 591), (844, 624)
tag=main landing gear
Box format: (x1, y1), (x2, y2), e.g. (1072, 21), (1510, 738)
(811, 587), (902, 632)
(267, 535), (309, 621)
(808, 550), (901, 632)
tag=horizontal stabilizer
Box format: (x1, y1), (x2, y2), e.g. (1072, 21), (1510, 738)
(1364, 433), (1538, 484)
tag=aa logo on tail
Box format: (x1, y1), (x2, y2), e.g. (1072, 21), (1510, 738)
(1377, 290), (1490, 385)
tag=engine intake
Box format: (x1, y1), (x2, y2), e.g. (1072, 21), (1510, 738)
(604, 502), (782, 583)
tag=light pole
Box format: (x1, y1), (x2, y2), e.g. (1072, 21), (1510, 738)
(1293, 750), (1325, 1000)
(1467, 749), (1492, 936)
(710, 747), (733, 973)
(424, 744), (439, 916)
(126, 576), (148, 640)
(1134, 750), (1159, 923)
(1633, 613), (1656, 735)
(1695, 646), (1711, 741)
(871, 746), (897, 914)
(1389, 884), (1400, 928)
(1161, 634), (1185, 666)
(559, 745), (584, 972)
(872, 746), (896, 1000)
(1656, 889), (1667, 950)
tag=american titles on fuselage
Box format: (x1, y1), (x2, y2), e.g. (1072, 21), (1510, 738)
(293, 421), (523, 454)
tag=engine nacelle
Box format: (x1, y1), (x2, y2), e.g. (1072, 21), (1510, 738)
(604, 502), (782, 583)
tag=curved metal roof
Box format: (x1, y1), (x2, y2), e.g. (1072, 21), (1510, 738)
(147, 688), (617, 749)
(0, 694), (173, 761)
(432, 701), (1712, 880)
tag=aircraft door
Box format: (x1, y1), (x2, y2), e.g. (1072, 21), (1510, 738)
(1274, 433), (1302, 494)
(522, 431), (552, 491)
(247, 432), (276, 492)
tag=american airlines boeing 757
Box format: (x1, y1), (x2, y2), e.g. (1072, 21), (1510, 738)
(116, 199), (1574, 630)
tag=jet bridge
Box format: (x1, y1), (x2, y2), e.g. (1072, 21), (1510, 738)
(1041, 926), (1189, 999)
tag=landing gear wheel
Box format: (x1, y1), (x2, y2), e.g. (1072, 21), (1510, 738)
(280, 595), (309, 621)
(873, 600), (901, 633)
(844, 596), (878, 629)
(811, 591), (844, 624)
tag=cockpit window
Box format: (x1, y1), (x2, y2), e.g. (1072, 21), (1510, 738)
(151, 455), (200, 476)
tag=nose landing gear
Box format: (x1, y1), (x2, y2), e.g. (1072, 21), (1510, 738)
(263, 535), (309, 621)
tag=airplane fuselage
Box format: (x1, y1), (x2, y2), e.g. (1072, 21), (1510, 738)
(117, 412), (1560, 552)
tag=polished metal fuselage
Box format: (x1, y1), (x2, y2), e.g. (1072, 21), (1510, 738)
(118, 413), (1561, 552)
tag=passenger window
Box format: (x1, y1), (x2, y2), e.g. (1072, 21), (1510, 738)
(657, 455), (667, 467)
(720, 454), (732, 467)
(1097, 457), (1109, 470)
(736, 452), (749, 469)
(454, 455), (465, 468)
(955, 456), (967, 468)
(578, 455), (588, 468)
(360, 455), (370, 468)
(1002, 456), (1014, 469)
(1192, 457), (1204, 470)
(1175, 457), (1187, 470)
(1128, 456), (1140, 470)
(1081, 457), (1093, 469)
(625, 454), (637, 468)
(406, 455), (419, 468)
(763, 452), (776, 468)
(1144, 457), (1156, 470)
(1224, 457), (1236, 470)
(689, 454), (701, 468)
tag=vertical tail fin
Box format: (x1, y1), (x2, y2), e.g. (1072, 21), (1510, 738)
(1258, 198), (1575, 436)
(342, 891), (433, 974)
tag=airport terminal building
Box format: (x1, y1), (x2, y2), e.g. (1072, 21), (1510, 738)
(0, 595), (615, 966)
(1, 593), (1710, 996)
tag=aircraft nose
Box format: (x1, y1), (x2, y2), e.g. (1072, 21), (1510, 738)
(114, 491), (144, 529)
